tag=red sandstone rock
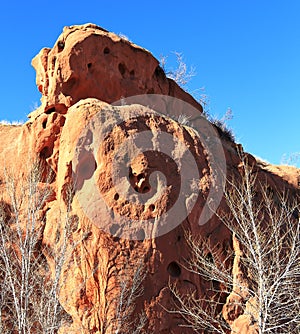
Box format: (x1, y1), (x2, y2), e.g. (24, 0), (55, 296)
(0, 24), (299, 333)
(30, 23), (201, 118)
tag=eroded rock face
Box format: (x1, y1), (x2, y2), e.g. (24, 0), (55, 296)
(31, 23), (201, 117)
(0, 24), (299, 333)
(28, 23), (204, 178)
(52, 97), (234, 333)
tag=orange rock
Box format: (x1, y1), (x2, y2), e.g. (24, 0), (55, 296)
(0, 23), (299, 333)
(30, 23), (201, 117)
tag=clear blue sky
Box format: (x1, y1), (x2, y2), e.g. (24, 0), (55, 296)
(0, 0), (299, 166)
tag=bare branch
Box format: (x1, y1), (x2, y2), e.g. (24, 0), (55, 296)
(173, 158), (300, 333)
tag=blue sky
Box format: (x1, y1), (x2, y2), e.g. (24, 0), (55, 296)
(0, 0), (299, 166)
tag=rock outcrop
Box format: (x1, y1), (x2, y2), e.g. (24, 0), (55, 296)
(0, 23), (299, 333)
(31, 24), (201, 117)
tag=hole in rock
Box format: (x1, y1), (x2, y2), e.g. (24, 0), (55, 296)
(103, 47), (110, 54)
(40, 146), (52, 159)
(52, 56), (56, 68)
(167, 261), (181, 278)
(45, 107), (56, 115)
(60, 116), (66, 127)
(114, 193), (119, 201)
(87, 63), (92, 69)
(118, 63), (126, 76)
(142, 186), (150, 193)
(57, 41), (65, 51)
(154, 65), (165, 78)
(149, 204), (155, 212)
(42, 119), (47, 129)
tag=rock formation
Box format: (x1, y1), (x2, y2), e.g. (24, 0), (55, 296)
(0, 23), (299, 333)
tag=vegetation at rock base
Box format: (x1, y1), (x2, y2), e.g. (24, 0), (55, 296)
(170, 158), (300, 333)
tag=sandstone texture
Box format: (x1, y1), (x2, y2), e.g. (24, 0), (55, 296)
(0, 24), (299, 333)
(30, 24), (201, 117)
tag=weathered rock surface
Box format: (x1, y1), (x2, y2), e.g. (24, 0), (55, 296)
(46, 97), (223, 333)
(31, 24), (201, 117)
(0, 24), (299, 333)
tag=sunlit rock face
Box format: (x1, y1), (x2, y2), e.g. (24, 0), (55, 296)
(31, 23), (201, 116)
(0, 23), (299, 333)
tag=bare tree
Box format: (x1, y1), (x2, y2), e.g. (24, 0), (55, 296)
(0, 162), (149, 334)
(171, 160), (300, 333)
(281, 152), (300, 167)
(160, 52), (195, 87)
(0, 162), (73, 334)
(59, 238), (148, 334)
(103, 259), (147, 334)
